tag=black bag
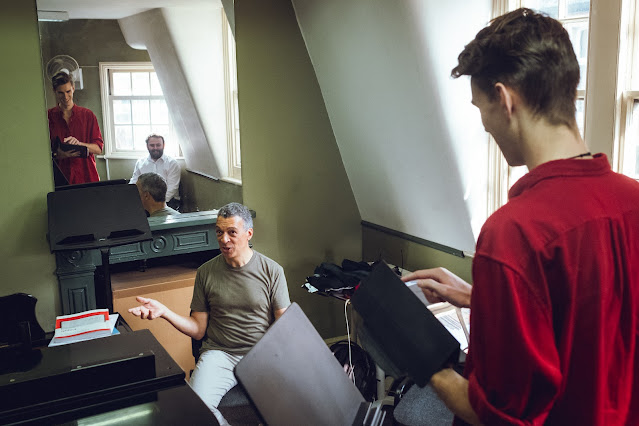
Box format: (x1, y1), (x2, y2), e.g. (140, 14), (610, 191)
(305, 259), (373, 296)
(330, 340), (378, 401)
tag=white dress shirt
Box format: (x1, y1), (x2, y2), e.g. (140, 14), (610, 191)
(129, 154), (181, 201)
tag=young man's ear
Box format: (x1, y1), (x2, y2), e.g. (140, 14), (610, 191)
(495, 82), (515, 118)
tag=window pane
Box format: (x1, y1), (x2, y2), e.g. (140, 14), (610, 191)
(565, 0), (589, 18)
(622, 99), (639, 180)
(524, 0), (559, 18)
(564, 21), (589, 90)
(132, 72), (150, 96)
(113, 100), (132, 124)
(133, 125), (152, 151)
(132, 100), (150, 124)
(102, 64), (179, 157)
(576, 98), (585, 137)
(151, 125), (170, 139)
(112, 72), (131, 96)
(508, 165), (528, 190)
(150, 100), (169, 125)
(234, 129), (242, 167)
(115, 125), (133, 150)
(150, 72), (163, 95)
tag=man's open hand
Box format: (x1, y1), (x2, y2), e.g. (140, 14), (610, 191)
(128, 296), (167, 320)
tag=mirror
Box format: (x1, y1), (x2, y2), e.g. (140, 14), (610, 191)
(37, 1), (243, 213)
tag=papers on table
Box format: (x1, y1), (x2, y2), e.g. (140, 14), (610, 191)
(49, 309), (119, 347)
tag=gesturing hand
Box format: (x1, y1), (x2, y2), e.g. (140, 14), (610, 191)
(402, 267), (472, 308)
(128, 296), (167, 320)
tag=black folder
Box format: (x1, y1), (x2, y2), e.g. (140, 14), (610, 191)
(350, 262), (460, 387)
(52, 136), (88, 158)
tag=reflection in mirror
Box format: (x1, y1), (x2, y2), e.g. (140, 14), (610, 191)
(47, 67), (103, 187)
(38, 3), (243, 212)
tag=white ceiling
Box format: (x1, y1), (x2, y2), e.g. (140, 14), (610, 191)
(36, 0), (221, 20)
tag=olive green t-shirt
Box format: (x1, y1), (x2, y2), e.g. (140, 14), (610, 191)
(190, 250), (291, 356)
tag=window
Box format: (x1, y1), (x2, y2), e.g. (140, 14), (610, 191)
(617, 0), (639, 180)
(619, 95), (639, 179)
(490, 0), (591, 207)
(99, 63), (181, 158)
(223, 12), (241, 181)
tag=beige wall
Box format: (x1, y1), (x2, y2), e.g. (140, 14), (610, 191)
(40, 19), (151, 121)
(236, 0), (362, 338)
(0, 1), (59, 330)
(362, 227), (473, 284)
(180, 173), (243, 212)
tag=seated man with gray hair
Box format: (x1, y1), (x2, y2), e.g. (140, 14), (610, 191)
(135, 172), (180, 217)
(128, 202), (291, 425)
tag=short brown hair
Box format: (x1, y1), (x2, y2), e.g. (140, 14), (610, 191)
(146, 134), (165, 145)
(52, 72), (73, 90)
(452, 8), (579, 127)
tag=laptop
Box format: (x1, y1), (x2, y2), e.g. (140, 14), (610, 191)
(350, 261), (460, 387)
(235, 303), (385, 426)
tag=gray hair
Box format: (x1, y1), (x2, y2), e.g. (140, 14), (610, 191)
(218, 202), (253, 230)
(137, 172), (167, 202)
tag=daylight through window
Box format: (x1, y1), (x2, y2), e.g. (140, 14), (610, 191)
(99, 63), (180, 158)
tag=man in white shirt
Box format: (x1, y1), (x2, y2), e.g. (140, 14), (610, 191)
(129, 134), (181, 210)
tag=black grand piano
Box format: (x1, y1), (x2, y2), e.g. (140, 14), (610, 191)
(0, 293), (218, 425)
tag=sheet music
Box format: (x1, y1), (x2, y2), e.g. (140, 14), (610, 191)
(435, 308), (470, 352)
(49, 313), (119, 347)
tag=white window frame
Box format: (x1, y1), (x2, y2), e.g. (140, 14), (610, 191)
(222, 11), (242, 182)
(488, 0), (590, 212)
(617, 93), (639, 180)
(99, 62), (181, 160)
(615, 0), (639, 180)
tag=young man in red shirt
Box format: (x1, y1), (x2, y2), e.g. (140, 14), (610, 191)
(403, 8), (639, 425)
(48, 72), (103, 184)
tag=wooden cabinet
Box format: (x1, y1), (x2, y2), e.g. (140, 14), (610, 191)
(112, 264), (198, 377)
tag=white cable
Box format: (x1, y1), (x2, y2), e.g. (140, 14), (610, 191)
(345, 299), (355, 384)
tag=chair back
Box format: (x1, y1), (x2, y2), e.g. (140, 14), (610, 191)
(0, 293), (45, 349)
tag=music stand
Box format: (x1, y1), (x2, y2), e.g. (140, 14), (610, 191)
(52, 159), (69, 188)
(47, 180), (152, 312)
